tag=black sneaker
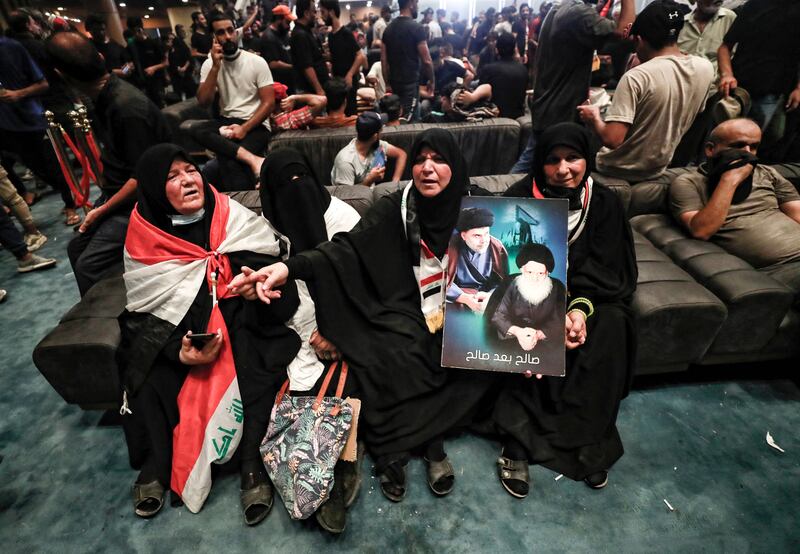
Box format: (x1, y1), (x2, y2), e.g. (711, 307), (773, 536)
(584, 470), (609, 489)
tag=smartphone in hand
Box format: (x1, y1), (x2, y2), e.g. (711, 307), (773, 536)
(189, 332), (217, 349)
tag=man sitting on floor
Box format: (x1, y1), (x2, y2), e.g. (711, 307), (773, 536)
(47, 31), (171, 296)
(670, 118), (800, 289)
(193, 10), (275, 190)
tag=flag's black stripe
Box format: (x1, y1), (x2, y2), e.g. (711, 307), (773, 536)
(422, 286), (441, 299)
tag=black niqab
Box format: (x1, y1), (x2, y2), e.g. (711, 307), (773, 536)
(134, 143), (215, 247)
(259, 148), (331, 255)
(408, 128), (467, 259)
(532, 122), (596, 210)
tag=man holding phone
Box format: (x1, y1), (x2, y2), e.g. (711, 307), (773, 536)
(192, 10), (276, 190)
(330, 111), (407, 187)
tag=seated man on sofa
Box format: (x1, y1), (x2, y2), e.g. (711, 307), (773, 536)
(193, 10), (275, 190)
(670, 118), (800, 284)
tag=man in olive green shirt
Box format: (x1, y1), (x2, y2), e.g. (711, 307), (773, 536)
(677, 0), (737, 77)
(670, 119), (800, 269)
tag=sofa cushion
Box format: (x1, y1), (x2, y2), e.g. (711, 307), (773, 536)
(631, 232), (727, 373)
(632, 214), (795, 356)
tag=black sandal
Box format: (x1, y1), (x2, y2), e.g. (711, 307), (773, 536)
(424, 456), (455, 496)
(132, 479), (165, 518)
(240, 471), (274, 526)
(497, 456), (530, 499)
(378, 460), (407, 502)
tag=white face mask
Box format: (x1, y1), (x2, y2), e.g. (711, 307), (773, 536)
(169, 208), (205, 226)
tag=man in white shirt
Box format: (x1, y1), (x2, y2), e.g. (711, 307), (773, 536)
(578, 0), (714, 182)
(192, 11), (275, 190)
(422, 7), (442, 39)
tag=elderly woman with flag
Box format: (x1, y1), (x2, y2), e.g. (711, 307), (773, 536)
(117, 144), (301, 525)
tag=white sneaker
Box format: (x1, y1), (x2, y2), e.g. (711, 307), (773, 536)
(17, 254), (57, 273)
(24, 232), (47, 252)
(0, 289), (7, 303)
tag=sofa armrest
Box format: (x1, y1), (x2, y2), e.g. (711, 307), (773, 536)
(33, 318), (121, 408)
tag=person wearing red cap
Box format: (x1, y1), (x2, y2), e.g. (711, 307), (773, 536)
(259, 4), (296, 93)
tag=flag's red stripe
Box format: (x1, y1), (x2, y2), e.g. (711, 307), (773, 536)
(420, 271), (444, 287)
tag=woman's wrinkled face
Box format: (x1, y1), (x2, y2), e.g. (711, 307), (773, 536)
(412, 146), (452, 198)
(542, 145), (587, 189)
(165, 158), (205, 214)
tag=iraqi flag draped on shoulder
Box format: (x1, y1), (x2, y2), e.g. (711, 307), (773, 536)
(123, 187), (286, 513)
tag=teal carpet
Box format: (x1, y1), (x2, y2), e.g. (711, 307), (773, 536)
(1, 193), (798, 553)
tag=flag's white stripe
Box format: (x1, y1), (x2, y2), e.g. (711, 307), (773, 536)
(181, 377), (243, 513)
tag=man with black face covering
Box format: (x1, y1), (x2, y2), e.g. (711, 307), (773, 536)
(259, 5), (295, 93)
(670, 118), (800, 270)
(193, 11), (276, 190)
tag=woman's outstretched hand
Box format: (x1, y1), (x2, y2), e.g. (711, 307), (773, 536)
(229, 262), (289, 304)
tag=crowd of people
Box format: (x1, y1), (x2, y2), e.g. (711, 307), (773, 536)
(1, 0), (799, 537)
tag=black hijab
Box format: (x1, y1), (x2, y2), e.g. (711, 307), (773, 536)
(408, 128), (467, 259)
(134, 143), (215, 247)
(259, 148), (331, 255)
(532, 122), (596, 210)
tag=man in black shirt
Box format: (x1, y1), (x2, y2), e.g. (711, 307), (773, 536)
(85, 14), (134, 78)
(512, 4), (532, 62)
(127, 17), (168, 107)
(510, 0), (634, 173)
(718, 0), (800, 130)
(431, 43), (472, 96)
(191, 11), (214, 66)
(47, 32), (171, 296)
(381, 0), (434, 121)
(291, 0), (329, 94)
(320, 0), (366, 116)
(169, 25), (197, 99)
(478, 32), (528, 119)
(259, 5), (295, 92)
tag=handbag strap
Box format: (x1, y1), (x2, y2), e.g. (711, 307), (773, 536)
(274, 360), (349, 411)
(312, 360), (349, 415)
(274, 378), (291, 406)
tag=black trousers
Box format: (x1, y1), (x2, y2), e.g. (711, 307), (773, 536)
(189, 117), (269, 191)
(124, 360), (275, 486)
(171, 71), (197, 99)
(67, 211), (129, 296)
(0, 128), (76, 209)
(0, 204), (27, 259)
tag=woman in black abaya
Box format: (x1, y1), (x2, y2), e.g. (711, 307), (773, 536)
(495, 122), (638, 497)
(233, 129), (496, 502)
(118, 144), (300, 524)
